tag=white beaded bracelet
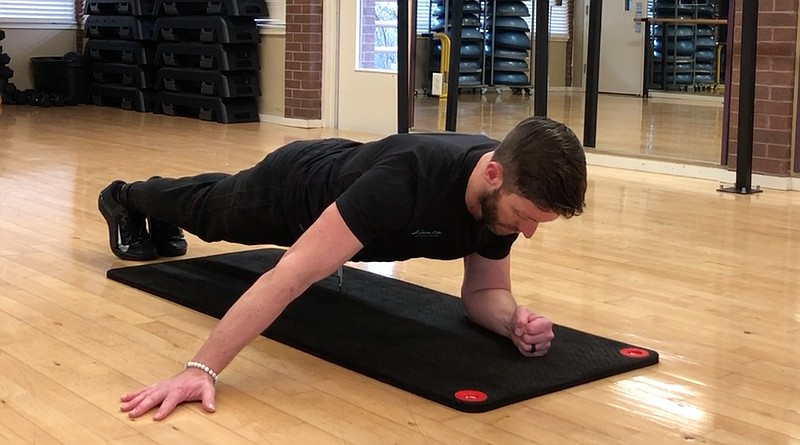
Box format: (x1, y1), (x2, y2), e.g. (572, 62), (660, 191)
(185, 361), (219, 384)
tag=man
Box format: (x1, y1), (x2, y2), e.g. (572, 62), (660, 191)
(101, 116), (587, 420)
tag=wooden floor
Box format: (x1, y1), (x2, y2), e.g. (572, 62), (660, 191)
(413, 90), (725, 165)
(1, 104), (800, 445)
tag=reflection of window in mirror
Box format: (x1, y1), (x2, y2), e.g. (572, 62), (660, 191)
(357, 0), (399, 72)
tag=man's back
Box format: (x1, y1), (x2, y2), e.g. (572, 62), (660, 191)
(263, 132), (514, 262)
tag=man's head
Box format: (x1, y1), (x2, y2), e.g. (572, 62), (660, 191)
(490, 116), (587, 219)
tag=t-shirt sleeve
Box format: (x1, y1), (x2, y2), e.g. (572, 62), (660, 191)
(335, 158), (417, 246)
(476, 233), (519, 260)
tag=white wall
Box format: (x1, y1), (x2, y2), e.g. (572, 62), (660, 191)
(0, 28), (77, 90)
(265, 0), (286, 24)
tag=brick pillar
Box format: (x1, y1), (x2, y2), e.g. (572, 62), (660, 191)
(285, 0), (323, 120)
(360, 0), (377, 69)
(727, 0), (798, 176)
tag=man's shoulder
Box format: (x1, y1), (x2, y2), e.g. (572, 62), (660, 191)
(381, 132), (499, 146)
(369, 133), (498, 160)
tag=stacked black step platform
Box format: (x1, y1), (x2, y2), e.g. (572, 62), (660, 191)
(83, 0), (266, 122)
(151, 0), (265, 123)
(84, 0), (159, 111)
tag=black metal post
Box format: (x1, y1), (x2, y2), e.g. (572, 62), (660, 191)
(534, 0), (549, 116)
(445, 0), (464, 131)
(642, 18), (651, 98)
(660, 22), (667, 91)
(720, 3), (736, 165)
(719, 0), (761, 194)
(397, 0), (410, 133)
(583, 0), (602, 147)
(408, 0), (417, 129)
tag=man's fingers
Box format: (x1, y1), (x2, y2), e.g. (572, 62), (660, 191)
(120, 384), (155, 403)
(153, 392), (184, 421)
(120, 389), (156, 413)
(523, 317), (553, 335)
(201, 386), (217, 413)
(120, 391), (141, 403)
(127, 391), (167, 418)
(513, 307), (532, 336)
(521, 332), (553, 345)
(527, 312), (544, 323)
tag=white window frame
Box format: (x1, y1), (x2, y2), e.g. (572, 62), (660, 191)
(0, 0), (77, 29)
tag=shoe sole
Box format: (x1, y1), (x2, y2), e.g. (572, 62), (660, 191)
(98, 188), (159, 261)
(156, 244), (187, 257)
(148, 217), (188, 257)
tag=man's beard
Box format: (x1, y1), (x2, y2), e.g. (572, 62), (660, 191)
(478, 188), (510, 235)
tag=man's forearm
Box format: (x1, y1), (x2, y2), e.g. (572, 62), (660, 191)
(461, 288), (518, 338)
(189, 269), (302, 374)
(186, 204), (364, 377)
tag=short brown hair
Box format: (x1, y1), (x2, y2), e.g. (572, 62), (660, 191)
(492, 116), (587, 218)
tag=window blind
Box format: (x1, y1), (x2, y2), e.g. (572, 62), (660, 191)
(0, 0), (76, 26)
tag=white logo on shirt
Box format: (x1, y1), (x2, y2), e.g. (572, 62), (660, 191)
(411, 229), (442, 238)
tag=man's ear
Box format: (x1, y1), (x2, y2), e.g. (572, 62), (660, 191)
(484, 160), (505, 188)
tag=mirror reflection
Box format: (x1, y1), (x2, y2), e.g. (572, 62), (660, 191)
(409, 0), (728, 166)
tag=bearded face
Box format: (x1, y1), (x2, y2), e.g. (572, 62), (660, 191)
(478, 188), (516, 236)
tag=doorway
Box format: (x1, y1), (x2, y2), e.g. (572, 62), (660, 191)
(328, 0), (399, 136)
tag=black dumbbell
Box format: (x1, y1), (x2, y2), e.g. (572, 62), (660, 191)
(0, 53), (9, 65)
(0, 65), (13, 80)
(1, 81), (17, 104)
(38, 93), (52, 107)
(0, 29), (5, 42)
(51, 93), (65, 107)
(25, 89), (38, 104)
(15, 89), (28, 105)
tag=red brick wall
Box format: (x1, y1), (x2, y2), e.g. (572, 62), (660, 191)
(727, 0), (798, 175)
(285, 0), (323, 120)
(360, 0), (377, 69)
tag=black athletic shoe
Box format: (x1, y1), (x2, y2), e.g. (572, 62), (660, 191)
(149, 217), (188, 257)
(98, 180), (159, 261)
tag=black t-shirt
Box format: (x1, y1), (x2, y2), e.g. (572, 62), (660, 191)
(273, 133), (519, 262)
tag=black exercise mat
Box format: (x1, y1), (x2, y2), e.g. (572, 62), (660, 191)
(107, 248), (659, 412)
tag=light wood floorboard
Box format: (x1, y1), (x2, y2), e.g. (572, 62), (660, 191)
(0, 104), (798, 444)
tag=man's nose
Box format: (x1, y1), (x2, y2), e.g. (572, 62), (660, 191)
(519, 220), (539, 238)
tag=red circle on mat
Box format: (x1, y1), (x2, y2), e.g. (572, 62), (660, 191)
(619, 347), (650, 358)
(454, 389), (488, 403)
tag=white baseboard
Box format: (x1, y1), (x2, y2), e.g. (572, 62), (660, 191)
(585, 151), (800, 191)
(259, 114), (323, 128)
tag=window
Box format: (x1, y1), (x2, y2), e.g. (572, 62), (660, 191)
(0, 0), (76, 27)
(540, 2), (570, 41)
(416, 1), (570, 40)
(358, 0), (399, 72)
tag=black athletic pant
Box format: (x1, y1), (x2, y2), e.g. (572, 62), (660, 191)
(124, 157), (295, 246)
